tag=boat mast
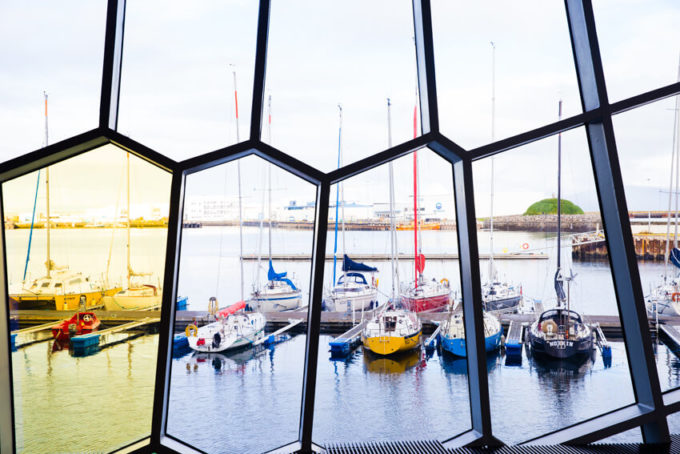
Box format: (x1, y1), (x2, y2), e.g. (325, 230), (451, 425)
(489, 41), (496, 282)
(267, 95), (273, 267)
(231, 64), (244, 301)
(556, 99), (564, 308)
(673, 56), (680, 251)
(387, 98), (400, 300)
(126, 152), (131, 289)
(45, 91), (51, 278)
(413, 85), (420, 289)
(332, 105), (343, 285)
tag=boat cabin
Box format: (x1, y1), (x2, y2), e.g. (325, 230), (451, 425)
(337, 272), (370, 287)
(537, 308), (584, 336)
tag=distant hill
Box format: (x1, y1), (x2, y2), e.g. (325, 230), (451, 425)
(524, 198), (584, 215)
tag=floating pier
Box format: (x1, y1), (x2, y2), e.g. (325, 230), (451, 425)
(504, 321), (525, 358)
(592, 322), (612, 360)
(660, 324), (680, 353)
(329, 321), (367, 358)
(70, 317), (160, 356)
(424, 323), (441, 352)
(254, 319), (303, 347)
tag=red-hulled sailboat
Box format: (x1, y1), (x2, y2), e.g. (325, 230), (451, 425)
(399, 93), (451, 312)
(51, 312), (101, 341)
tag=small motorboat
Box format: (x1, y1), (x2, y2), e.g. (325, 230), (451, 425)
(51, 312), (101, 340)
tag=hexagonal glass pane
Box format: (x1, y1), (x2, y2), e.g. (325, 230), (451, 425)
(473, 126), (635, 443)
(0, 1), (106, 160)
(614, 97), (680, 392)
(166, 154), (316, 453)
(432, 0), (582, 149)
(594, 0), (680, 102)
(313, 148), (471, 445)
(118, 0), (259, 160)
(4, 143), (171, 452)
(264, 0), (419, 172)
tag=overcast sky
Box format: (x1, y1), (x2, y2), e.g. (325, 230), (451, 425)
(0, 0), (679, 217)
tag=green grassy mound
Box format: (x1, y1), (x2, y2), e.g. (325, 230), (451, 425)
(523, 198), (584, 215)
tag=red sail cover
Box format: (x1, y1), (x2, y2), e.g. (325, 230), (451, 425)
(217, 300), (246, 318)
(415, 254), (426, 274)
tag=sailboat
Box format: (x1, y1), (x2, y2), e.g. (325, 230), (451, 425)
(185, 68), (266, 353)
(439, 309), (502, 357)
(249, 95), (302, 312)
(399, 90), (451, 313)
(323, 105), (379, 312)
(528, 100), (593, 359)
(483, 42), (521, 315)
(361, 99), (423, 356)
(10, 92), (121, 311)
(103, 152), (162, 311)
(646, 59), (680, 317)
(186, 299), (266, 353)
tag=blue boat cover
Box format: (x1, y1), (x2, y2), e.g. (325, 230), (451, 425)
(342, 254), (377, 272)
(671, 248), (680, 269)
(268, 260), (298, 290)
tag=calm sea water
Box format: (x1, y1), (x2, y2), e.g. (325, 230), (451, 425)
(8, 227), (680, 453)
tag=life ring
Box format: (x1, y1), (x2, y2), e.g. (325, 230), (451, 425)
(185, 324), (198, 337)
(521, 243), (529, 250)
(440, 278), (450, 288)
(672, 293), (680, 303)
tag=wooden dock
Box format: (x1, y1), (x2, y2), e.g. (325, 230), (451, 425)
(242, 252), (548, 262)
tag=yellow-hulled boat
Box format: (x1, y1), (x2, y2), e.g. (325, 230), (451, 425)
(361, 309), (422, 355)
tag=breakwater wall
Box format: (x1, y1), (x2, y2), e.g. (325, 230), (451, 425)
(483, 214), (602, 233)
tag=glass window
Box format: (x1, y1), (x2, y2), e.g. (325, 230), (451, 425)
(119, 0), (259, 160)
(593, 0), (680, 102)
(313, 147), (470, 445)
(4, 143), (171, 452)
(166, 154), (316, 453)
(474, 125), (635, 443)
(0, 0), (107, 161)
(614, 97), (680, 392)
(432, 0), (581, 149)
(264, 0), (418, 171)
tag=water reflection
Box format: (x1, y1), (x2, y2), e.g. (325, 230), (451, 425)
(439, 349), (501, 375)
(185, 346), (272, 375)
(363, 348), (423, 374)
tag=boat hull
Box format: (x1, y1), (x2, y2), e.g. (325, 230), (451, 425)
(187, 313), (266, 353)
(11, 288), (120, 311)
(362, 330), (421, 356)
(51, 312), (101, 340)
(441, 327), (503, 357)
(528, 333), (593, 359)
(102, 293), (162, 311)
(401, 293), (450, 312)
(323, 291), (377, 312)
(249, 293), (301, 312)
(484, 295), (521, 314)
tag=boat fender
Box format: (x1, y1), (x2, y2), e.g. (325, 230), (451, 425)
(672, 293), (680, 303)
(440, 278), (450, 288)
(212, 333), (221, 349)
(185, 324), (198, 337)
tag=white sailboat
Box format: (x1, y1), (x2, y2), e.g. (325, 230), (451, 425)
(11, 92), (120, 311)
(103, 152), (162, 311)
(249, 95), (302, 312)
(483, 42), (521, 315)
(323, 105), (379, 312)
(186, 300), (265, 353)
(646, 57), (680, 317)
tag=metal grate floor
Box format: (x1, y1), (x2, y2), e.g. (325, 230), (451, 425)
(322, 435), (680, 454)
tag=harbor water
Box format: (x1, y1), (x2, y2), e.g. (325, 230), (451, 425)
(8, 226), (680, 452)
